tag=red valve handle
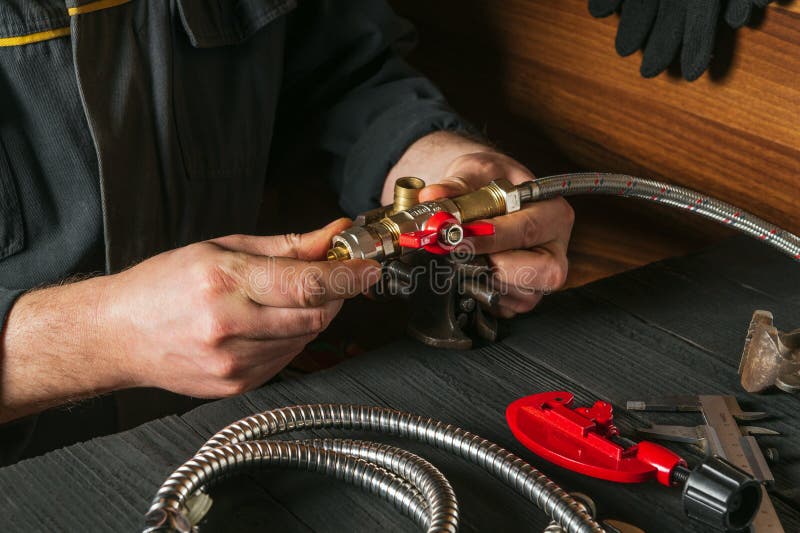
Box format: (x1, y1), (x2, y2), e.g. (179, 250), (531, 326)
(461, 221), (495, 237)
(506, 391), (685, 486)
(398, 212), (495, 255)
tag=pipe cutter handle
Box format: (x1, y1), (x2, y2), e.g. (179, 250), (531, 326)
(506, 391), (685, 485)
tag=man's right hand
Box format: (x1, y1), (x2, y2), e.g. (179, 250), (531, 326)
(0, 219), (379, 422)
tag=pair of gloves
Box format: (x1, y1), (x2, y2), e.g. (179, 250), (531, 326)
(589, 0), (774, 81)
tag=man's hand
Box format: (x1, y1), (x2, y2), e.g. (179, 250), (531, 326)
(103, 218), (379, 397)
(0, 219), (379, 422)
(385, 132), (574, 318)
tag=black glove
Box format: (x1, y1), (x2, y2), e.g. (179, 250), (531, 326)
(724, 0), (774, 28)
(588, 0), (773, 81)
(588, 0), (622, 17)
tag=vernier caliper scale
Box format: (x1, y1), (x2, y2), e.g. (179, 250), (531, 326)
(627, 395), (784, 532)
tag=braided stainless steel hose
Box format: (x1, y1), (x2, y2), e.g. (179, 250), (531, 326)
(522, 173), (800, 261)
(145, 404), (602, 533)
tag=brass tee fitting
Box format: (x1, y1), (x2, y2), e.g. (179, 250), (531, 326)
(326, 177), (523, 262)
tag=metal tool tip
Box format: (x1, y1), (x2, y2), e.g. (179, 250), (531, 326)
(734, 411), (769, 421)
(626, 401), (645, 410)
(741, 426), (780, 436)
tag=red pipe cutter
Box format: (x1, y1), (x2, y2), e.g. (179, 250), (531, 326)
(507, 392), (762, 532)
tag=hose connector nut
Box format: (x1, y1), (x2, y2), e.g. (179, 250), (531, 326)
(143, 508), (193, 533)
(440, 223), (464, 247)
(489, 178), (522, 213)
(331, 226), (387, 261)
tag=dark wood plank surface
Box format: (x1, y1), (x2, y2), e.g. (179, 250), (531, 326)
(1, 236), (799, 532)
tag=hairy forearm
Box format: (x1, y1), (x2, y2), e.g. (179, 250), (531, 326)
(382, 130), (495, 205)
(0, 277), (126, 423)
(0, 221), (379, 423)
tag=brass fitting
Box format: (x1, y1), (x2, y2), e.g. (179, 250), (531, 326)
(326, 245), (351, 261)
(452, 179), (520, 222)
(327, 178), (523, 262)
(390, 177), (425, 215)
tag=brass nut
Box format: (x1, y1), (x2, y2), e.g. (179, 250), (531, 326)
(488, 179), (522, 213)
(441, 224), (464, 246)
(452, 178), (520, 222)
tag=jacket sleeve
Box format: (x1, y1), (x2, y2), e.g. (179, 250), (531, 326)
(0, 287), (23, 333)
(276, 0), (478, 216)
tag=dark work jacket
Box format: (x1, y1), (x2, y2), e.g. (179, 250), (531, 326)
(0, 0), (468, 465)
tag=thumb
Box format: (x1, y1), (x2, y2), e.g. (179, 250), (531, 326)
(211, 218), (353, 260)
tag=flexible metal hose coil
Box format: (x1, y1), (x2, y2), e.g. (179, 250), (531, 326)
(528, 173), (800, 261)
(145, 404), (603, 533)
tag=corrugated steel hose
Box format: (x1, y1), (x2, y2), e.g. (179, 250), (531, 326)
(144, 404), (603, 533)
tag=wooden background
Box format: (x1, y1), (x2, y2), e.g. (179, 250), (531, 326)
(390, 0), (800, 286)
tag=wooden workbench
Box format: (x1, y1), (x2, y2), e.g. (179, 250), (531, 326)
(1, 236), (798, 532)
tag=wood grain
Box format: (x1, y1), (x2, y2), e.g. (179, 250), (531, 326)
(392, 0), (799, 229)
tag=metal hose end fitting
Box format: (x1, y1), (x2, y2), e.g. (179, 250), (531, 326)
(326, 243), (351, 261)
(143, 507), (193, 533)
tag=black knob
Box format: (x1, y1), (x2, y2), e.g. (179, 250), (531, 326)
(681, 456), (762, 532)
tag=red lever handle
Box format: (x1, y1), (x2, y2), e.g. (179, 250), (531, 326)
(399, 212), (495, 255)
(398, 229), (439, 249)
(461, 221), (495, 237)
